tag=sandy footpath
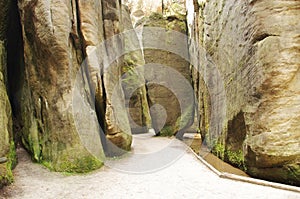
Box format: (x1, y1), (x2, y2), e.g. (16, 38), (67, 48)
(1, 134), (299, 199)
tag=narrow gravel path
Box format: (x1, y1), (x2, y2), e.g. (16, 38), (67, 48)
(1, 134), (299, 199)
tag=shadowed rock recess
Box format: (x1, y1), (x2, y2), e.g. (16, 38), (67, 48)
(0, 0), (299, 188)
(0, 0), (16, 188)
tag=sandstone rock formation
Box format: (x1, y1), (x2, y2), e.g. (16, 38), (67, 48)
(123, 0), (195, 137)
(142, 14), (194, 137)
(0, 0), (16, 187)
(121, 5), (152, 135)
(16, 0), (106, 172)
(0, 0), (299, 188)
(15, 0), (139, 170)
(187, 0), (300, 185)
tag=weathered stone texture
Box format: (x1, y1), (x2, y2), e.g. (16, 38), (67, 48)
(122, 0), (163, 27)
(0, 0), (16, 187)
(17, 0), (105, 172)
(121, 5), (151, 134)
(0, 0), (298, 188)
(100, 0), (133, 155)
(16, 0), (137, 166)
(188, 0), (300, 185)
(123, 0), (195, 137)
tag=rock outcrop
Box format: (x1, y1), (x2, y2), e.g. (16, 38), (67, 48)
(121, 5), (152, 135)
(142, 14), (194, 137)
(187, 0), (300, 185)
(0, 0), (299, 188)
(0, 0), (16, 188)
(15, 0), (138, 170)
(16, 0), (105, 172)
(123, 0), (195, 137)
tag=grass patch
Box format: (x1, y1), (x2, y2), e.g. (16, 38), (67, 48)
(225, 150), (246, 171)
(212, 141), (225, 160)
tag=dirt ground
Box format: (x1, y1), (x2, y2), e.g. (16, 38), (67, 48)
(1, 134), (299, 199)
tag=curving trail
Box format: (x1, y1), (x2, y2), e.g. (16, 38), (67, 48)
(1, 134), (299, 199)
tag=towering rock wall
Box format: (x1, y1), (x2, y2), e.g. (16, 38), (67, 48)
(187, 0), (300, 185)
(0, 0), (299, 188)
(123, 0), (195, 137)
(0, 0), (16, 188)
(15, 0), (137, 171)
(121, 5), (152, 135)
(17, 0), (105, 172)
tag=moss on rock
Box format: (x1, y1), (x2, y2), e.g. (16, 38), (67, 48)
(43, 155), (103, 174)
(39, 144), (104, 173)
(160, 126), (174, 137)
(0, 142), (16, 188)
(225, 149), (245, 171)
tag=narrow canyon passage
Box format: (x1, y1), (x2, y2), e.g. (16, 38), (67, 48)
(1, 136), (299, 199)
(1, 0), (299, 194)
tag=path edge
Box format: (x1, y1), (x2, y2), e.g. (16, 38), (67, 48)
(185, 143), (300, 194)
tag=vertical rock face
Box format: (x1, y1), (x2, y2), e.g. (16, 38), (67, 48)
(0, 0), (16, 187)
(99, 0), (134, 155)
(17, 0), (105, 172)
(244, 0), (300, 186)
(121, 5), (151, 134)
(142, 14), (194, 137)
(188, 0), (300, 185)
(0, 0), (298, 188)
(74, 0), (134, 155)
(123, 0), (195, 137)
(15, 0), (137, 166)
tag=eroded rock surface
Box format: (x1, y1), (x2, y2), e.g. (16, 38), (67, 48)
(187, 0), (300, 185)
(0, 0), (299, 188)
(121, 5), (151, 135)
(0, 0), (16, 188)
(123, 0), (195, 137)
(16, 0), (148, 170)
(16, 0), (106, 172)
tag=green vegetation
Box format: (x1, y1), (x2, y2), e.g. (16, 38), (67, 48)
(212, 141), (225, 160)
(21, 120), (41, 162)
(9, 142), (17, 169)
(0, 163), (13, 187)
(141, 13), (166, 28)
(284, 164), (300, 185)
(149, 12), (164, 21)
(42, 155), (103, 174)
(58, 156), (103, 173)
(166, 20), (186, 33)
(175, 104), (194, 132)
(160, 126), (174, 137)
(0, 142), (17, 187)
(122, 68), (141, 92)
(225, 149), (246, 171)
(211, 140), (246, 171)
